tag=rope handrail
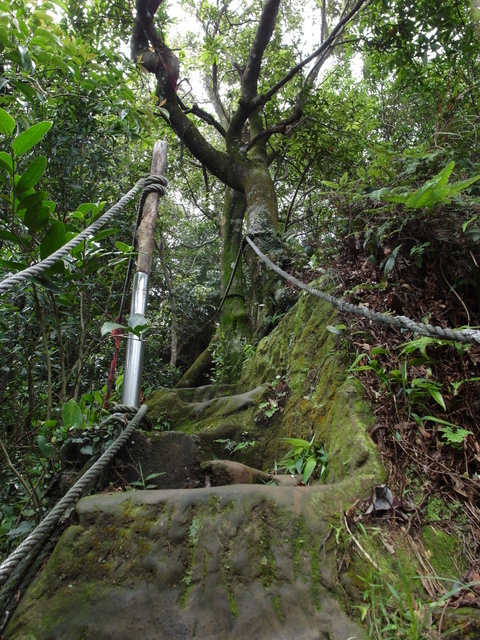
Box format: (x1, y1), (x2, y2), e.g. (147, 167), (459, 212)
(245, 235), (480, 347)
(0, 176), (168, 297)
(0, 404), (148, 587)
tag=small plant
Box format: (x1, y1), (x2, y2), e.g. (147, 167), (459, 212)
(210, 329), (230, 384)
(258, 398), (280, 418)
(129, 462), (165, 490)
(418, 416), (472, 447)
(214, 433), (255, 455)
(372, 161), (480, 210)
(348, 341), (473, 448)
(257, 376), (289, 421)
(277, 435), (328, 484)
(243, 341), (255, 364)
(359, 562), (434, 639)
(154, 411), (171, 432)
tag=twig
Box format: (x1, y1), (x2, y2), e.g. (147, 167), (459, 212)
(344, 515), (381, 571)
(440, 262), (470, 324)
(0, 437), (33, 501)
(319, 527), (333, 554)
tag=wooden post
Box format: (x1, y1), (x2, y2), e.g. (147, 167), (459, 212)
(122, 141), (167, 407)
(136, 140), (168, 275)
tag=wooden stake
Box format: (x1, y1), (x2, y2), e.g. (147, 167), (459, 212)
(136, 140), (168, 275)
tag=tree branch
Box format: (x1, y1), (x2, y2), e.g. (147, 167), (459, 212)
(246, 113), (306, 151)
(283, 153), (319, 233)
(207, 61), (230, 128)
(228, 0), (281, 139)
(183, 102), (226, 138)
(253, 0), (369, 110)
(242, 0), (281, 100)
(132, 0), (247, 191)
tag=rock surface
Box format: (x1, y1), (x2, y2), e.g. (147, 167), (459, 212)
(109, 430), (204, 490)
(5, 486), (366, 640)
(4, 282), (385, 639)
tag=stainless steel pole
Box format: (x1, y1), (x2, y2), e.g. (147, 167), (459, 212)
(121, 141), (167, 407)
(122, 271), (149, 407)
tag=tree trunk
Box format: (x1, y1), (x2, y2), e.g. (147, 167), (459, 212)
(243, 159), (284, 337)
(158, 232), (178, 368)
(220, 188), (249, 338)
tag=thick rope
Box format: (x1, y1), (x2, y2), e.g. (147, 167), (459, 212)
(245, 236), (480, 347)
(0, 404), (147, 587)
(0, 176), (167, 296)
(0, 536), (57, 635)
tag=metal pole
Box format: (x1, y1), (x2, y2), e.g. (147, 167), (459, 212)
(122, 141), (168, 407)
(122, 272), (149, 407)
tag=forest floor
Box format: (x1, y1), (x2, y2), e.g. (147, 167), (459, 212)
(311, 230), (480, 610)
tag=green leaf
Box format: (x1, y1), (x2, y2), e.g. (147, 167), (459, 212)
(282, 437), (311, 448)
(0, 108), (15, 136)
(0, 151), (14, 174)
(421, 416), (458, 427)
(0, 258), (27, 271)
(40, 221), (66, 259)
(80, 445), (93, 456)
(303, 456), (317, 483)
(437, 426), (472, 445)
(448, 175), (480, 196)
(433, 161), (455, 190)
(76, 202), (97, 215)
(428, 387), (446, 411)
(128, 313), (149, 330)
(37, 435), (53, 459)
(16, 191), (49, 213)
(326, 324), (344, 335)
(47, 0), (68, 13)
(404, 162), (455, 209)
(115, 241), (134, 253)
(321, 180), (340, 189)
(24, 205), (49, 231)
(62, 399), (83, 429)
(12, 121), (52, 157)
(8, 521), (35, 539)
(16, 156), (47, 193)
(101, 321), (126, 337)
(92, 228), (117, 242)
(29, 28), (59, 46)
(0, 229), (25, 246)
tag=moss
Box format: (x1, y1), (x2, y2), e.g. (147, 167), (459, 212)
(422, 525), (467, 578)
(221, 499), (235, 514)
(310, 545), (321, 607)
(143, 277), (385, 492)
(226, 587), (238, 617)
(272, 594), (285, 622)
(179, 511), (203, 607)
(208, 494), (220, 514)
(292, 515), (306, 580)
(7, 276), (400, 639)
(219, 552), (238, 618)
(258, 526), (276, 589)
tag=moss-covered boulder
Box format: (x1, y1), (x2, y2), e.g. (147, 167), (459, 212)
(5, 486), (367, 640)
(147, 282), (385, 488)
(4, 283), (388, 640)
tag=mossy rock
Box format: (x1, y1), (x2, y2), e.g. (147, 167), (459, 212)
(4, 280), (390, 640)
(146, 280), (385, 486)
(5, 486), (368, 640)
